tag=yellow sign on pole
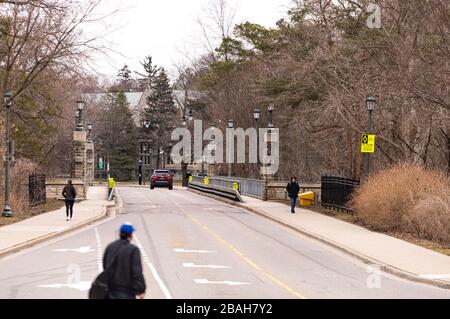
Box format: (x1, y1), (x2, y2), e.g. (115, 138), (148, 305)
(361, 134), (376, 153)
(189, 176), (193, 183)
(204, 178), (209, 185)
(233, 183), (239, 191)
(109, 178), (116, 189)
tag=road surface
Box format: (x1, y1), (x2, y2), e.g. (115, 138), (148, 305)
(0, 186), (449, 299)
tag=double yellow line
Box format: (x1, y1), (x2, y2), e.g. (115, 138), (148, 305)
(170, 198), (307, 299)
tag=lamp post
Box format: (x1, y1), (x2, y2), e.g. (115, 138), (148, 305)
(364, 96), (376, 177)
(201, 155), (206, 177)
(188, 109), (193, 121)
(2, 91), (13, 217)
(87, 122), (93, 143)
(76, 100), (85, 131)
(253, 108), (261, 179)
(227, 119), (234, 178)
(268, 104), (274, 129)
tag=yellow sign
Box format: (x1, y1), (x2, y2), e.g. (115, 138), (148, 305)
(189, 176), (193, 183)
(361, 134), (376, 153)
(109, 178), (116, 189)
(233, 183), (239, 191)
(204, 178), (209, 185)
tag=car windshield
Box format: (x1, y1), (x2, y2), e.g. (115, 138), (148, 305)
(154, 171), (170, 176)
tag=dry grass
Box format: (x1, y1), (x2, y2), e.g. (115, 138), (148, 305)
(350, 164), (450, 245)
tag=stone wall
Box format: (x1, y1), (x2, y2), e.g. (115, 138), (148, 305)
(46, 178), (86, 200)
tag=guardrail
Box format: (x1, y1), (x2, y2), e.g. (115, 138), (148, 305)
(188, 176), (242, 202)
(219, 177), (265, 199)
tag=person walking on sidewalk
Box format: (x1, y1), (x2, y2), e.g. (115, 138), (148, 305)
(103, 224), (146, 299)
(286, 177), (300, 214)
(62, 180), (77, 221)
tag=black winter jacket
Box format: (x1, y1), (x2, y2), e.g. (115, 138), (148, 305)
(286, 181), (300, 198)
(103, 239), (146, 295)
(62, 185), (77, 201)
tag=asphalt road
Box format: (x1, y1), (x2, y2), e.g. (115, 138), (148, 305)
(0, 186), (449, 299)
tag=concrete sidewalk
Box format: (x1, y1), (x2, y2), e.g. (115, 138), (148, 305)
(0, 186), (111, 257)
(238, 196), (450, 289)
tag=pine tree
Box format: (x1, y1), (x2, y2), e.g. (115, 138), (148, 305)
(138, 56), (160, 89)
(117, 64), (133, 92)
(97, 91), (138, 181)
(142, 68), (178, 167)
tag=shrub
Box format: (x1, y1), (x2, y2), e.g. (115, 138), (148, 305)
(350, 164), (450, 244)
(9, 159), (39, 216)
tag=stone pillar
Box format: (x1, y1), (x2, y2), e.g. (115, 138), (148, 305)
(73, 130), (87, 182)
(86, 142), (94, 186)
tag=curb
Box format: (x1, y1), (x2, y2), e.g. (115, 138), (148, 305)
(0, 201), (113, 259)
(189, 189), (450, 290)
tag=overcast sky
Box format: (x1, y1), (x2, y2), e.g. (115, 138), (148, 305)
(90, 0), (292, 79)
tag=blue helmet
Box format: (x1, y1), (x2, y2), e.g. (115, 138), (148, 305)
(120, 223), (135, 235)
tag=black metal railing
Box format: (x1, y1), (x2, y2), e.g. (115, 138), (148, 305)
(29, 174), (46, 207)
(321, 176), (359, 212)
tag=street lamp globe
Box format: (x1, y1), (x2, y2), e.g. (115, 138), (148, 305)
(268, 104), (274, 113)
(4, 91), (13, 108)
(366, 96), (376, 112)
(228, 119), (234, 128)
(143, 121), (150, 129)
(87, 122), (93, 131)
(253, 108), (261, 121)
(77, 100), (85, 111)
(188, 109), (194, 121)
(182, 116), (187, 126)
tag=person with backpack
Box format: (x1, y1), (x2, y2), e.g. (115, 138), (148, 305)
(62, 180), (77, 221)
(286, 177), (300, 214)
(102, 223), (146, 299)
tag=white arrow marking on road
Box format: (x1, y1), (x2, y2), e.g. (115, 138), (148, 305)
(174, 249), (216, 254)
(420, 274), (450, 279)
(37, 281), (92, 291)
(53, 246), (94, 254)
(183, 263), (231, 269)
(195, 279), (249, 286)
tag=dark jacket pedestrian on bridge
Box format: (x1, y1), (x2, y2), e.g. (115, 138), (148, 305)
(286, 177), (300, 214)
(103, 224), (146, 299)
(62, 180), (77, 221)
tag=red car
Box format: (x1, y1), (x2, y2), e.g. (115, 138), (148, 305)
(150, 170), (173, 190)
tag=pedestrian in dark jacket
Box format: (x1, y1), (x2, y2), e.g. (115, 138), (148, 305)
(62, 180), (77, 221)
(286, 177), (300, 214)
(103, 224), (146, 299)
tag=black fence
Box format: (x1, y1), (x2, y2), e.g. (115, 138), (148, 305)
(29, 174), (46, 207)
(321, 176), (360, 212)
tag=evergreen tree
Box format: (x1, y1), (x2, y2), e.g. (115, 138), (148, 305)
(97, 91), (138, 181)
(117, 64), (133, 92)
(137, 56), (160, 90)
(142, 68), (177, 167)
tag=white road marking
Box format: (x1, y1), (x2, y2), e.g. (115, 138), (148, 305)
(420, 274), (450, 280)
(134, 234), (173, 299)
(94, 228), (103, 273)
(174, 249), (216, 254)
(183, 263), (231, 269)
(53, 247), (94, 254)
(37, 281), (92, 291)
(194, 279), (250, 286)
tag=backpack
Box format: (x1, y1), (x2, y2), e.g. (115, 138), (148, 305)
(88, 244), (125, 299)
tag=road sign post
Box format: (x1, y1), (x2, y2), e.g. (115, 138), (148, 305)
(362, 134), (376, 177)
